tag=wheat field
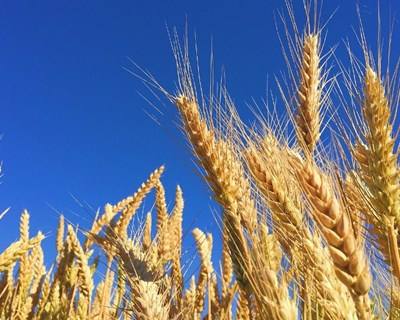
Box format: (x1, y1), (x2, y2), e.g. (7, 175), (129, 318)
(1, 1), (400, 319)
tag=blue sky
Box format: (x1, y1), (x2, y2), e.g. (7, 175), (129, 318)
(0, 0), (398, 270)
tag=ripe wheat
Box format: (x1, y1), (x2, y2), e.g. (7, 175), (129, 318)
(1, 2), (400, 319)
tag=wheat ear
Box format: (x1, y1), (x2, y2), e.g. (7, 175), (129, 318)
(67, 225), (93, 303)
(296, 34), (322, 154)
(115, 166), (164, 240)
(17, 210), (31, 297)
(84, 203), (114, 250)
(192, 228), (214, 317)
(175, 95), (256, 232)
(142, 212), (152, 251)
(169, 185), (184, 300)
(246, 140), (357, 316)
(297, 161), (371, 318)
(354, 66), (400, 280)
(132, 280), (170, 320)
(174, 95), (254, 293)
(155, 181), (168, 235)
(246, 146), (302, 243)
(0, 232), (44, 272)
(56, 215), (65, 256)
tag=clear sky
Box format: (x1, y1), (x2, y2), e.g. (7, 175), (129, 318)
(0, 0), (398, 269)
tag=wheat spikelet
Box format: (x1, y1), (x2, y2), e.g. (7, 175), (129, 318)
(50, 231), (74, 299)
(192, 228), (213, 316)
(169, 185), (184, 257)
(258, 224), (282, 272)
(251, 266), (297, 320)
(56, 215), (65, 256)
(155, 181), (168, 235)
(19, 210), (30, 243)
(361, 67), (398, 223)
(17, 210), (31, 300)
(142, 212), (152, 251)
(236, 288), (250, 320)
(155, 181), (171, 263)
(169, 185), (184, 300)
(192, 228), (213, 275)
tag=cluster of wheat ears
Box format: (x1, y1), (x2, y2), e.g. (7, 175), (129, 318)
(1, 2), (400, 320)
